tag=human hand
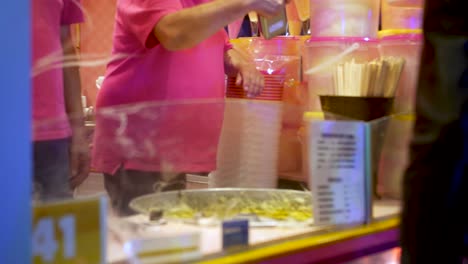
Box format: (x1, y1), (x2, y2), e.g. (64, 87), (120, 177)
(248, 0), (290, 17)
(236, 63), (265, 98)
(69, 127), (90, 189)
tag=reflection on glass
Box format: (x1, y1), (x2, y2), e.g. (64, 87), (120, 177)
(28, 1), (407, 263)
(32, 0), (90, 202)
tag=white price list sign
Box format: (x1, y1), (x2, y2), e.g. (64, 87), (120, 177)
(308, 121), (368, 225)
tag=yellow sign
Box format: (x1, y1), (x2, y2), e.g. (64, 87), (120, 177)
(32, 196), (107, 264)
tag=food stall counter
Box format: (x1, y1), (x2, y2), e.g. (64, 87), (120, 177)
(108, 200), (400, 263)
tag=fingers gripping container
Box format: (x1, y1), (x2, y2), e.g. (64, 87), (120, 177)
(226, 37), (302, 102)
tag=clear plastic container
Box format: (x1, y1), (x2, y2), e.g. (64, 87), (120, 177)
(378, 29), (423, 113)
(248, 36), (302, 57)
(240, 37), (303, 126)
(310, 0), (380, 38)
(381, 0), (423, 30)
(277, 127), (302, 174)
(302, 37), (380, 111)
(376, 29), (422, 199)
(377, 114), (414, 199)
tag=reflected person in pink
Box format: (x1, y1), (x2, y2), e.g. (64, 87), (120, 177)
(32, 0), (90, 201)
(92, 0), (288, 216)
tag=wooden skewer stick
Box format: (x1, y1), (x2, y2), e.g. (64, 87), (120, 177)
(330, 56), (406, 98)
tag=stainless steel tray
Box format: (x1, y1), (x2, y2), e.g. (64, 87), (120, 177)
(129, 188), (313, 227)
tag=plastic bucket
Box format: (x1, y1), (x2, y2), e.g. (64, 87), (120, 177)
(378, 30), (423, 113)
(303, 37), (380, 111)
(310, 0), (380, 37)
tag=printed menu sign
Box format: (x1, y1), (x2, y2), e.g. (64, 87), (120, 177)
(308, 121), (367, 225)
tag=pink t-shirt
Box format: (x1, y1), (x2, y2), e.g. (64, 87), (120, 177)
(92, 0), (231, 174)
(32, 0), (84, 141)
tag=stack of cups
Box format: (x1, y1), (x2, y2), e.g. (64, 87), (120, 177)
(209, 99), (283, 188)
(211, 37), (302, 188)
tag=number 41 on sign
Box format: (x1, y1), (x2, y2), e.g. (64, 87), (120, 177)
(32, 196), (107, 264)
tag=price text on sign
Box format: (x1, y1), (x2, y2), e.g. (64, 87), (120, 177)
(308, 121), (366, 225)
(32, 196), (106, 264)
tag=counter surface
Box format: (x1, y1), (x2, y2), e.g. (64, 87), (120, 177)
(107, 199), (400, 263)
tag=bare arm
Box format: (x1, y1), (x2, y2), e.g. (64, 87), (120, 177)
(224, 47), (264, 97)
(224, 47), (252, 76)
(154, 0), (284, 50)
(61, 25), (90, 189)
(61, 26), (84, 129)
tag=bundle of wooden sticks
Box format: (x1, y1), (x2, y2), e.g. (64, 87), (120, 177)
(331, 56), (405, 97)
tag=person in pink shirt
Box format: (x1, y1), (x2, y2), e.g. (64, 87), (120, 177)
(92, 0), (287, 215)
(32, 0), (90, 200)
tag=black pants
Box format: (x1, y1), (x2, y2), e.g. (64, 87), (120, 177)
(33, 138), (72, 201)
(104, 168), (186, 216)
